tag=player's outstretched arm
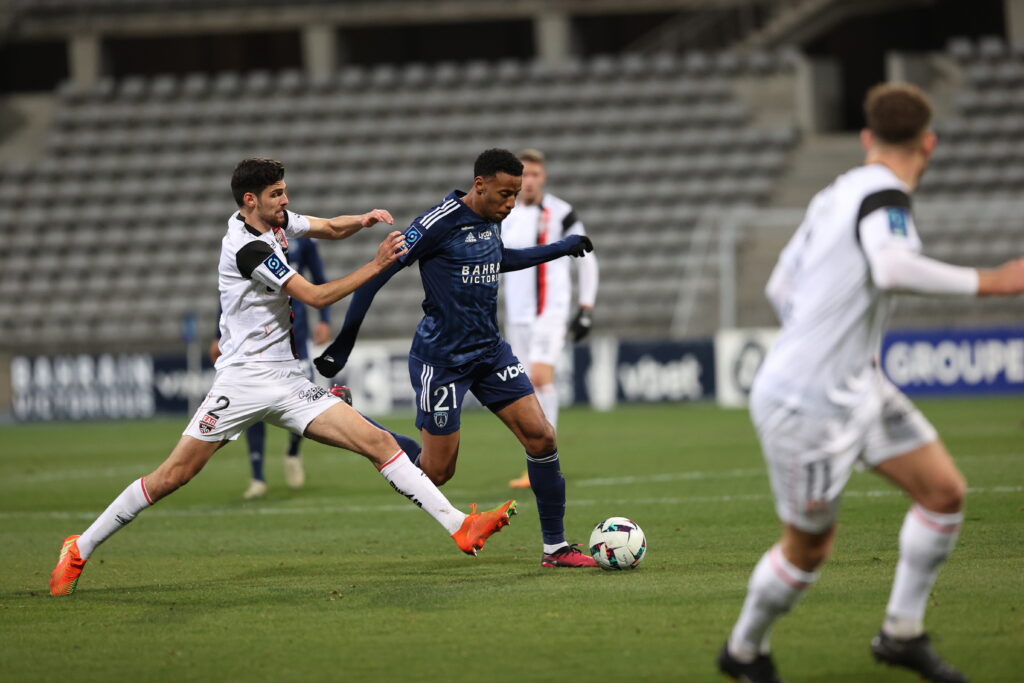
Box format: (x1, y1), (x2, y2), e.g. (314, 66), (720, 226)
(304, 209), (394, 240)
(500, 235), (594, 273)
(313, 259), (403, 377)
(284, 231), (404, 309)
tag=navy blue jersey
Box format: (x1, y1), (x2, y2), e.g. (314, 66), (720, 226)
(287, 237), (330, 347)
(398, 191), (503, 367)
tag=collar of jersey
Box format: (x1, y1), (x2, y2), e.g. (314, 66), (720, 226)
(235, 211), (290, 237)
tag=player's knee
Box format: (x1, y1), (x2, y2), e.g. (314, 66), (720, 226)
(420, 461), (453, 486)
(525, 426), (556, 456)
(804, 541), (833, 569)
(925, 475), (967, 513)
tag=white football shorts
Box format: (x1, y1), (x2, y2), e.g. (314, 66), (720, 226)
(750, 379), (938, 533)
(183, 360), (340, 442)
(506, 318), (566, 368)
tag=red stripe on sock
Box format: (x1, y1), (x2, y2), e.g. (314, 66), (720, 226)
(376, 450), (405, 472)
(911, 505), (961, 534)
(769, 546), (809, 590)
(140, 477), (153, 505)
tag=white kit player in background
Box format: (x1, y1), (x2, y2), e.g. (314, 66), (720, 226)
(716, 84), (1024, 683)
(501, 149), (599, 489)
(49, 158), (517, 596)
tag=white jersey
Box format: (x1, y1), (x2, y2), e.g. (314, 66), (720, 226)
(753, 164), (922, 415)
(215, 210), (310, 369)
(501, 193), (598, 325)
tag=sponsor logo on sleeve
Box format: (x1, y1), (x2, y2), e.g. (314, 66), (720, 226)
(262, 254), (290, 279)
(887, 208), (908, 237)
(405, 227), (422, 246)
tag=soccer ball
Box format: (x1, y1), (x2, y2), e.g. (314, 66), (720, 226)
(588, 517), (647, 570)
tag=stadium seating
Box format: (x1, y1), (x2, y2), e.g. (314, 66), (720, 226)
(2, 51), (798, 350)
(923, 35), (1024, 201)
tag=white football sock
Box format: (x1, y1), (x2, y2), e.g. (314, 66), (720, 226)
(77, 478), (153, 559)
(729, 544), (818, 663)
(378, 451), (466, 535)
(883, 505), (962, 639)
(536, 383), (559, 431)
(543, 542), (569, 554)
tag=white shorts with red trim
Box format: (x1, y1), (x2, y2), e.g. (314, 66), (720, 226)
(750, 379), (937, 533)
(183, 360), (340, 442)
(506, 319), (566, 368)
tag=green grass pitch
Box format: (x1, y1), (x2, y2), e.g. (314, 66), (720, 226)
(1, 398), (1022, 682)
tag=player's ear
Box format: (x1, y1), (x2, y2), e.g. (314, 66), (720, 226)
(473, 176), (486, 195)
(921, 130), (937, 158)
(859, 128), (873, 152)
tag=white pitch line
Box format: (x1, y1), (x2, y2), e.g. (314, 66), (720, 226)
(574, 468), (764, 487)
(1, 486), (1019, 521)
(3, 453), (1019, 487)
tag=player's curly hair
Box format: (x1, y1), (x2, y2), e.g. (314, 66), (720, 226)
(864, 82), (932, 145)
(231, 158), (285, 207)
(474, 148), (523, 179)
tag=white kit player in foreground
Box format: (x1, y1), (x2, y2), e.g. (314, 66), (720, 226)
(716, 84), (1024, 683)
(49, 158), (516, 596)
(502, 149), (598, 489)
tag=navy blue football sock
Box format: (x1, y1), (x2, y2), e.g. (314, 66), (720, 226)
(286, 432), (302, 457)
(526, 450), (566, 546)
(246, 422), (266, 481)
(361, 414), (422, 465)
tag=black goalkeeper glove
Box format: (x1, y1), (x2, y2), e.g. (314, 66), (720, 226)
(565, 235), (594, 258)
(570, 307), (593, 342)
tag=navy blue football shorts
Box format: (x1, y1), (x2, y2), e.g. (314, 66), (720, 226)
(409, 340), (535, 435)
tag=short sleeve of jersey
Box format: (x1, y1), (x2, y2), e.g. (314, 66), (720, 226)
(857, 189), (921, 258)
(237, 241), (297, 291)
(562, 208), (585, 236)
(397, 219), (445, 267)
(284, 211), (311, 239)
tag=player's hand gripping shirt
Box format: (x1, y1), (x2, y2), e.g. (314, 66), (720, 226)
(501, 193), (598, 325)
(215, 210), (310, 369)
(754, 164), (930, 414)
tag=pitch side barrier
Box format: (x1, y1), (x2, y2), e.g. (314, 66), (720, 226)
(7, 327), (1023, 421)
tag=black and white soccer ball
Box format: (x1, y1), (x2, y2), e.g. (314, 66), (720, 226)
(588, 517), (647, 570)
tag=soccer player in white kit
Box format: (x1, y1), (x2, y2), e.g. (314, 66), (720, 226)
(717, 84), (1024, 683)
(49, 158), (516, 596)
(501, 149), (598, 489)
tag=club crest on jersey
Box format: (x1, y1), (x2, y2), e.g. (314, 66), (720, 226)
(262, 254), (289, 279)
(887, 208), (908, 237)
(199, 413), (218, 434)
(434, 411), (449, 429)
(272, 227), (289, 252)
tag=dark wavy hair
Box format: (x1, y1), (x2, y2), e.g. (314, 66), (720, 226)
(231, 158), (285, 207)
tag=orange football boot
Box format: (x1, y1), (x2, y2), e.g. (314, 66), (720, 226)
(508, 470), (531, 489)
(50, 535), (87, 596)
(451, 500), (517, 555)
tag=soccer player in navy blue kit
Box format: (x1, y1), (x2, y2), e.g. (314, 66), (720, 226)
(211, 237), (334, 498)
(316, 149), (598, 567)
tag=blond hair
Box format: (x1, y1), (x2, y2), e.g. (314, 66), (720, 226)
(517, 148), (545, 165)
